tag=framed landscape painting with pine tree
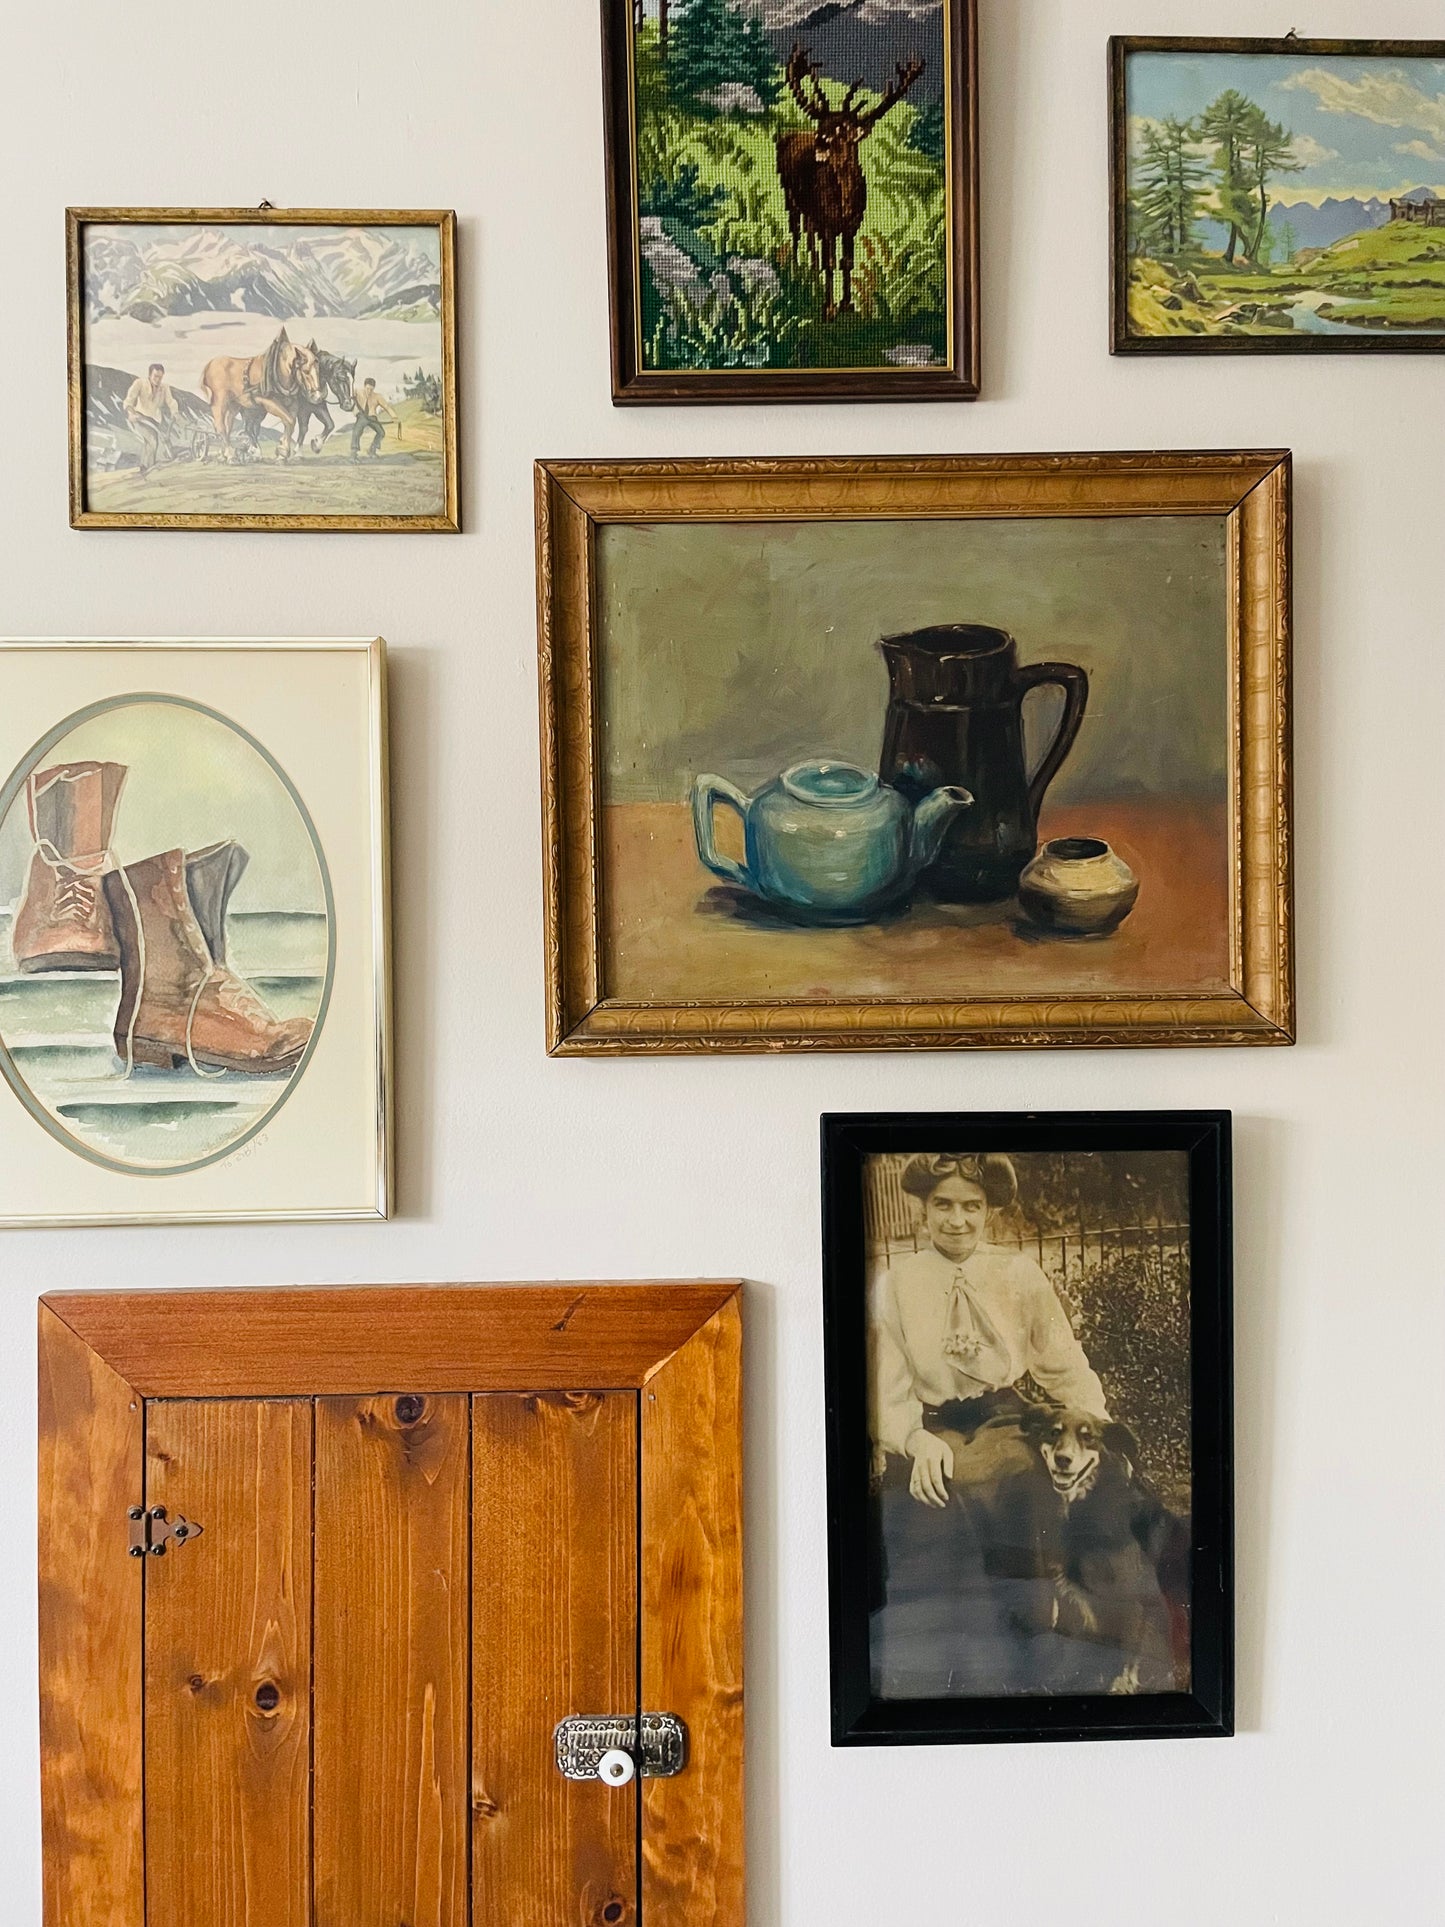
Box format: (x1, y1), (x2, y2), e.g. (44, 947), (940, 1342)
(601, 0), (978, 401)
(1112, 37), (1445, 353)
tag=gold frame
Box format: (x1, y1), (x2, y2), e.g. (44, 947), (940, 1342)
(0, 636), (392, 1225)
(67, 208), (460, 531)
(536, 452), (1294, 1054)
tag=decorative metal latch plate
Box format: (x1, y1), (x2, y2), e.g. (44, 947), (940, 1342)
(554, 1713), (688, 1781)
(128, 1505), (204, 1557)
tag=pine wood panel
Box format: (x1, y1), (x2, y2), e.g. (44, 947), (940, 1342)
(472, 1393), (638, 1927)
(38, 1304), (143, 1927)
(314, 1394), (469, 1927)
(641, 1298), (745, 1926)
(145, 1400), (312, 1927)
(43, 1282), (737, 1396)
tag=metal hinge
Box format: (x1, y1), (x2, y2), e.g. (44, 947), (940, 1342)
(554, 1713), (688, 1783)
(127, 1505), (204, 1558)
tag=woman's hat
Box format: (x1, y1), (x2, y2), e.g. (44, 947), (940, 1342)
(899, 1152), (1018, 1210)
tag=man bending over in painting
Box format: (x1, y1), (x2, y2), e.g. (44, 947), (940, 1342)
(869, 1153), (1110, 1695)
(350, 376), (398, 461)
(123, 362), (179, 476)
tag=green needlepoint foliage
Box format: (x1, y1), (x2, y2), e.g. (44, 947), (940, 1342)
(634, 12), (948, 370)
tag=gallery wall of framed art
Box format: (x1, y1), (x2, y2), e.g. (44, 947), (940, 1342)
(2, 0), (1443, 1924)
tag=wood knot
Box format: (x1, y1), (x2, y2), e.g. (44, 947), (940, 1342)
(254, 1681), (281, 1713)
(601, 1902), (626, 1925)
(187, 1674), (207, 1695)
(472, 1793), (500, 1818)
(394, 1394), (425, 1425)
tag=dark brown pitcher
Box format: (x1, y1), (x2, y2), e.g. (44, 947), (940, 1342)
(878, 624), (1089, 902)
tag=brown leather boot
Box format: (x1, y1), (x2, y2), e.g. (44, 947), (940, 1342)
(11, 761), (127, 973)
(185, 840), (249, 965)
(103, 849), (313, 1075)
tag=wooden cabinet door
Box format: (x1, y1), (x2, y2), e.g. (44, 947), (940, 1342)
(38, 1283), (743, 1927)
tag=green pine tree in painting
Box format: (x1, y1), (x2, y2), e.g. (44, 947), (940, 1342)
(1198, 89), (1258, 264)
(1241, 106), (1303, 262)
(1131, 115), (1209, 258)
(668, 0), (781, 110)
(906, 95), (946, 162)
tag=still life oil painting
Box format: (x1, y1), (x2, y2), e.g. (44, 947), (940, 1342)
(537, 453), (1293, 1053)
(68, 209), (458, 528)
(1113, 37), (1445, 351)
(604, 0), (978, 398)
(0, 640), (390, 1225)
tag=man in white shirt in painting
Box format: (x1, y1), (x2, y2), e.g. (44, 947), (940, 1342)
(123, 362), (179, 476)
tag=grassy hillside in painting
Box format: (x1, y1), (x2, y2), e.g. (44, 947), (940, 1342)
(1132, 219), (1445, 337)
(85, 397), (445, 516)
(634, 26), (948, 371)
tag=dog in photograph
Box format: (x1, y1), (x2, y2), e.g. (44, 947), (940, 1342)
(1018, 1402), (1186, 1694)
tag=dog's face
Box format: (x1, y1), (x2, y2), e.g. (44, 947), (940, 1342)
(1023, 1405), (1136, 1503)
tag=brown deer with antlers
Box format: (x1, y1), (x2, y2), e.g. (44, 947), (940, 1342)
(776, 42), (926, 320)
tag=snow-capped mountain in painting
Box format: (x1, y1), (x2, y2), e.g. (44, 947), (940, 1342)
(84, 226), (441, 324)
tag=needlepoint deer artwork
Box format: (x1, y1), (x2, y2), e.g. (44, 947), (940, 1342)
(606, 0), (978, 397)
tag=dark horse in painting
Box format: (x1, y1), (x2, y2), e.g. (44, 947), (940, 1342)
(291, 343), (356, 453)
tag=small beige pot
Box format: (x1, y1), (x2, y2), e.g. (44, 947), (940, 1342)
(1017, 837), (1139, 936)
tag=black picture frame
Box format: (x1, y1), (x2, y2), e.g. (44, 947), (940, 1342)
(600, 0), (980, 403)
(1110, 36), (1445, 355)
(822, 1109), (1233, 1745)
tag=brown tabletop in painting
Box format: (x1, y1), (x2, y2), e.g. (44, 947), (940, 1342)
(602, 798), (1230, 1005)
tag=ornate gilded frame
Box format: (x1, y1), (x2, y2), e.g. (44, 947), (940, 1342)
(67, 207), (460, 531)
(536, 452), (1294, 1054)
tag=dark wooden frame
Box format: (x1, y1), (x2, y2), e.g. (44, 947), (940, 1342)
(822, 1111), (1233, 1745)
(38, 1280), (744, 1926)
(601, 0), (979, 402)
(1110, 37), (1445, 355)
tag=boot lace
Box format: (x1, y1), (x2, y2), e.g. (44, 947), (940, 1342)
(51, 866), (99, 925)
(181, 967), (291, 1079)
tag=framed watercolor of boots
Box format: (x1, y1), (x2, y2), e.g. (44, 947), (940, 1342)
(0, 638), (391, 1225)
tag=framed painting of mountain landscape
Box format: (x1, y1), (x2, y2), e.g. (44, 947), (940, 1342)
(1112, 38), (1445, 353)
(601, 0), (978, 401)
(535, 452), (1294, 1054)
(67, 208), (458, 528)
(0, 639), (390, 1224)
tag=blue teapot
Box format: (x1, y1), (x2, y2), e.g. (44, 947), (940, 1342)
(691, 758), (973, 925)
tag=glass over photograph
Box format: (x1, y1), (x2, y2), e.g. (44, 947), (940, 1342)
(865, 1146), (1193, 1699)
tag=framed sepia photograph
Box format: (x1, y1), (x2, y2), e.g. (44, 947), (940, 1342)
(601, 0), (979, 401)
(536, 452), (1293, 1054)
(822, 1111), (1233, 1745)
(67, 207), (459, 529)
(1112, 36), (1445, 353)
(0, 638), (391, 1224)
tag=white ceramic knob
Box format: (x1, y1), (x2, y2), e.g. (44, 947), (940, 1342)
(598, 1748), (636, 1786)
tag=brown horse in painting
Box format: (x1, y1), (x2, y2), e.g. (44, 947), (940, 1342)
(198, 328), (322, 461)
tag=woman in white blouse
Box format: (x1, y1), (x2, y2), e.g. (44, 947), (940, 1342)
(868, 1152), (1111, 1695)
(871, 1153), (1107, 1505)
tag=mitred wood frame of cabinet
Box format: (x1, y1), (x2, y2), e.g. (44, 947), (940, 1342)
(38, 1279), (744, 1927)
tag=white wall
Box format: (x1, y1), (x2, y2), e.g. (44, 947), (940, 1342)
(3, 2), (1442, 1921)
